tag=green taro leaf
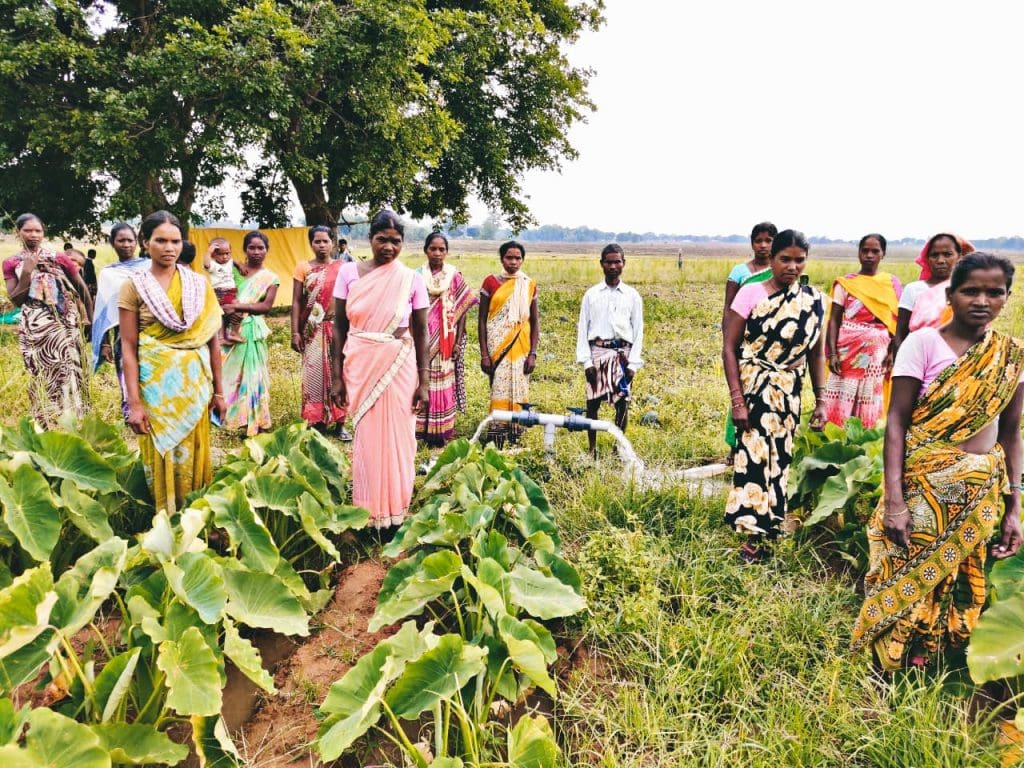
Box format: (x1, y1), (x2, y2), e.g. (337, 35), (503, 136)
(512, 505), (560, 551)
(287, 445), (330, 504)
(157, 626), (223, 716)
(92, 648), (141, 723)
(223, 617), (275, 694)
(0, 565), (57, 659)
(31, 432), (120, 493)
(0, 696), (24, 745)
(513, 468), (551, 516)
(163, 552), (227, 625)
(303, 431), (349, 500)
(244, 475), (304, 515)
(462, 561), (508, 618)
(318, 647), (397, 760)
(0, 464), (61, 562)
(222, 568), (309, 636)
(90, 722), (189, 765)
(0, 707), (110, 767)
(384, 634), (487, 719)
(368, 550), (462, 632)
(507, 713), (560, 768)
(472, 530), (512, 569)
(507, 564), (586, 620)
(298, 493), (340, 560)
(803, 455), (878, 527)
(968, 592), (1024, 683)
(207, 482), (280, 573)
(536, 550), (582, 593)
(432, 759), (465, 768)
(0, 631), (56, 692)
(990, 553), (1024, 600)
(191, 715), (242, 767)
(497, 615), (557, 697)
(52, 538), (127, 636)
(59, 479), (115, 543)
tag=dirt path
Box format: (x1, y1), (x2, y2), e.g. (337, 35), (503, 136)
(238, 559), (393, 767)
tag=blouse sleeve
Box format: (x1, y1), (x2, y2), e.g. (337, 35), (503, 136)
(1, 257), (18, 282)
(333, 263), (357, 300)
(117, 279), (142, 312)
(292, 262), (309, 282)
(831, 282), (848, 307)
(729, 283), (766, 320)
(410, 271), (429, 311)
(891, 330), (928, 380)
(480, 274), (500, 297)
(727, 263), (749, 284)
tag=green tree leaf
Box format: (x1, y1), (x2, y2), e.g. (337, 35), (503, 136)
(157, 627), (223, 717)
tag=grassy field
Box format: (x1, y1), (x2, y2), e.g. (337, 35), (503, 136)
(4, 240), (1024, 766)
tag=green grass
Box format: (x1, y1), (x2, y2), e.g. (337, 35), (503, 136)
(4, 244), (1024, 766)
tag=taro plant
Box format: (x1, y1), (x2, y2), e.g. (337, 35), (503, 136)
(0, 416), (152, 581)
(317, 440), (585, 766)
(787, 417), (884, 570)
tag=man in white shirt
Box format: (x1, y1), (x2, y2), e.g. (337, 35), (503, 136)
(575, 243), (644, 454)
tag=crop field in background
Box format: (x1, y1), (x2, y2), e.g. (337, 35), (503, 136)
(4, 240), (1024, 765)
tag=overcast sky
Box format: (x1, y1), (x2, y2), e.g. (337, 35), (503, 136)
(506, 0), (1024, 239)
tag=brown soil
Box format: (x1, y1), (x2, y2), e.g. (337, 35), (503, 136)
(237, 558), (395, 767)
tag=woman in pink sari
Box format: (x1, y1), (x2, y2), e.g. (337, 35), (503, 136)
(291, 225), (346, 432)
(331, 211), (429, 528)
(894, 233), (973, 353)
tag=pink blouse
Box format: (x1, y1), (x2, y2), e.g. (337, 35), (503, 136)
(332, 261), (428, 328)
(894, 327), (1024, 397)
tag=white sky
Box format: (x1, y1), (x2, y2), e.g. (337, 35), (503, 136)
(508, 0), (1024, 239)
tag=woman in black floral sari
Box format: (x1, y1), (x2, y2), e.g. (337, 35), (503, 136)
(722, 229), (827, 562)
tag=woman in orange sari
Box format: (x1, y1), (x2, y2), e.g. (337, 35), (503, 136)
(291, 225), (346, 432)
(821, 233), (901, 428)
(331, 211), (429, 528)
(478, 240), (539, 446)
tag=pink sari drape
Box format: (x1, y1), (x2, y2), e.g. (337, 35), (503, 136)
(343, 261), (417, 527)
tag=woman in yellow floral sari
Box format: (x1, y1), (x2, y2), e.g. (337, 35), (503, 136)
(119, 211), (224, 514)
(722, 229), (827, 562)
(478, 240), (539, 446)
(852, 253), (1024, 670)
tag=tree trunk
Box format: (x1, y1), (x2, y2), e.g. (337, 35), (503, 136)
(290, 173), (338, 227)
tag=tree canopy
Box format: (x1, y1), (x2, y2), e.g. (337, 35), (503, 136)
(0, 0), (604, 236)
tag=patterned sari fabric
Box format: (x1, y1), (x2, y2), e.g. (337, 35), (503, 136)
(416, 264), (477, 445)
(822, 272), (901, 428)
(482, 272), (537, 443)
(724, 268), (773, 448)
(297, 260), (345, 427)
(724, 284), (824, 539)
(221, 268), (280, 436)
(344, 261), (418, 527)
(130, 268), (222, 513)
(909, 280), (952, 332)
(2, 250), (88, 428)
(851, 332), (1024, 669)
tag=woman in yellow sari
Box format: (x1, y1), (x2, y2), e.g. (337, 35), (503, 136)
(119, 211), (224, 514)
(821, 233), (901, 428)
(478, 240), (539, 446)
(852, 252), (1024, 670)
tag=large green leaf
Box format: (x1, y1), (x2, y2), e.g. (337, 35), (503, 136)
(507, 564), (586, 620)
(157, 627), (223, 717)
(384, 634), (486, 719)
(191, 715), (242, 768)
(207, 483), (280, 573)
(287, 445), (330, 504)
(511, 505), (560, 552)
(223, 618), (275, 694)
(0, 707), (110, 768)
(244, 475), (304, 515)
(59, 479), (115, 543)
(497, 615), (557, 696)
(968, 592), (1024, 683)
(222, 568), (309, 636)
(0, 565), (57, 659)
(990, 554), (1024, 600)
(163, 552), (226, 625)
(51, 538), (127, 636)
(92, 648), (141, 723)
(0, 632), (56, 692)
(507, 714), (560, 768)
(369, 550), (463, 632)
(298, 493), (340, 560)
(472, 530), (512, 569)
(804, 455), (878, 527)
(318, 647), (397, 760)
(90, 722), (189, 765)
(30, 432), (120, 493)
(0, 696), (24, 745)
(303, 432), (349, 501)
(462, 561), (508, 618)
(0, 464), (61, 561)
(536, 550), (582, 593)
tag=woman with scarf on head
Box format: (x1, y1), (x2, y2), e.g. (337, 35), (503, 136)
(92, 223), (151, 416)
(478, 240), (539, 447)
(722, 229), (827, 563)
(291, 225), (347, 434)
(3, 213), (93, 428)
(119, 211), (224, 513)
(220, 230), (280, 437)
(893, 233), (973, 352)
(331, 211), (429, 529)
(852, 253), (1024, 670)
(821, 233), (902, 428)
(416, 232), (477, 446)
